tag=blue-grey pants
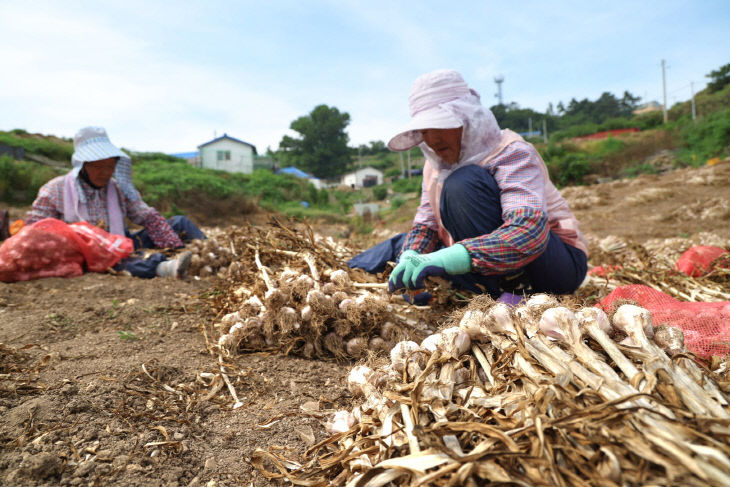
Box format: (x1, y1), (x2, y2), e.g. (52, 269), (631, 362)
(439, 164), (587, 296)
(348, 165), (587, 297)
(113, 215), (205, 278)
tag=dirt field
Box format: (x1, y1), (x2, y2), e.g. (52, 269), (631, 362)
(1, 159), (729, 486)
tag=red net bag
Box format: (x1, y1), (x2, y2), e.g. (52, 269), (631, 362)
(598, 284), (730, 358)
(676, 246), (730, 277)
(69, 221), (134, 272)
(0, 218), (134, 282)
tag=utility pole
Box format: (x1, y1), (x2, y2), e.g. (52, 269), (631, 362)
(528, 117), (532, 135)
(690, 81), (696, 121)
(358, 146), (362, 169)
(399, 152), (405, 178)
(542, 119), (548, 143)
(407, 149), (412, 179)
(661, 59), (668, 123)
(494, 76), (504, 105)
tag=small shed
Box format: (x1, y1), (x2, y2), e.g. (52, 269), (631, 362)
(197, 134), (257, 174)
(341, 167), (384, 189)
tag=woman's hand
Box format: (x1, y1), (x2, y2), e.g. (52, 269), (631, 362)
(388, 245), (471, 291)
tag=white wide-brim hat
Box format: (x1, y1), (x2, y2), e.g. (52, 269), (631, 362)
(72, 126), (127, 167)
(387, 69), (471, 152)
(387, 106), (462, 151)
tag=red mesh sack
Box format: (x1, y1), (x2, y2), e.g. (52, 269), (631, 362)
(69, 222), (134, 272)
(588, 265), (622, 278)
(0, 218), (134, 282)
(0, 219), (85, 282)
(598, 284), (730, 358)
(676, 246), (730, 277)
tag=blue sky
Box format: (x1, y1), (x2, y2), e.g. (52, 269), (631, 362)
(1, 1), (728, 154)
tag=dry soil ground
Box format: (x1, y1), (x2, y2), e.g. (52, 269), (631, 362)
(1, 160), (729, 486)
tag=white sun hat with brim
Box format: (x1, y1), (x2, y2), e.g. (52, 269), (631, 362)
(71, 126), (127, 171)
(387, 69), (472, 152)
(70, 126), (140, 201)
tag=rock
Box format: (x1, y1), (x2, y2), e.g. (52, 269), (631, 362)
(112, 455), (130, 468)
(19, 452), (62, 479)
(74, 460), (95, 477)
(173, 432), (185, 441)
(204, 457), (216, 470)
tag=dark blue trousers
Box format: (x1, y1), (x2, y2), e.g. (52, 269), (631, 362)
(439, 165), (587, 296)
(347, 165), (587, 297)
(113, 215), (205, 278)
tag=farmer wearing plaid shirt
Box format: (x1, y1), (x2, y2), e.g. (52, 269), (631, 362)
(386, 70), (588, 300)
(25, 126), (204, 278)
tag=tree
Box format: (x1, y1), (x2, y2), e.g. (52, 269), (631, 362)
(706, 63), (730, 93)
(277, 105), (351, 178)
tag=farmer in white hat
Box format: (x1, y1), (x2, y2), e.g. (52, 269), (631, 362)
(386, 70), (588, 301)
(25, 126), (204, 278)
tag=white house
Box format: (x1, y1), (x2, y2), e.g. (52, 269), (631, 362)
(341, 167), (383, 188)
(197, 134), (257, 174)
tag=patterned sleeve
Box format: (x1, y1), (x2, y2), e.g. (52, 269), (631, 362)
(25, 177), (65, 224)
(121, 187), (153, 225)
(458, 144), (549, 275)
(399, 223), (440, 257)
(143, 209), (184, 249)
(117, 184), (182, 249)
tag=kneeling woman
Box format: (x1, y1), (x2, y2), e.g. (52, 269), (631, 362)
(25, 126), (205, 278)
(387, 70), (588, 299)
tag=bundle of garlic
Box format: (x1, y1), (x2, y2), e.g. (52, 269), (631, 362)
(580, 231), (730, 303)
(253, 295), (730, 486)
(214, 252), (435, 359)
(187, 237), (238, 278)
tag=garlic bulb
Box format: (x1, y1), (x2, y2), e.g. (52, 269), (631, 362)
(612, 304), (655, 340)
(321, 282), (338, 295)
(330, 269), (351, 289)
(346, 337), (367, 358)
(307, 290), (335, 314)
(331, 291), (348, 306)
(221, 311), (242, 326)
(439, 327), (471, 357)
(368, 336), (388, 353)
(538, 307), (573, 342)
(348, 365), (375, 397)
(653, 326), (685, 356)
(265, 288), (287, 309)
(390, 341), (420, 374)
(486, 303), (516, 335)
(420, 333), (441, 353)
(577, 307), (614, 337)
(300, 305), (313, 323)
(277, 307), (299, 334)
(326, 410), (356, 434)
(459, 309), (488, 342)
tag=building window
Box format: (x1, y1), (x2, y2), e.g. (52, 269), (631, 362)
(217, 150), (231, 161)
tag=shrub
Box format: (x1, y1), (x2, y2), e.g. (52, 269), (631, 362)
(621, 163), (659, 178)
(0, 131), (73, 161)
(372, 185), (388, 201)
(392, 176), (422, 194)
(390, 197), (406, 209)
(679, 108), (730, 166)
(0, 155), (63, 204)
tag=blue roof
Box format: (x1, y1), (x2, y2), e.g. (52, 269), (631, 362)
(197, 133), (257, 154)
(170, 151), (199, 159)
(277, 166), (318, 180)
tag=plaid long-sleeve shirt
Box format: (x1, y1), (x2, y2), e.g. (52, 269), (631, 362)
(25, 175), (183, 249)
(401, 141), (550, 275)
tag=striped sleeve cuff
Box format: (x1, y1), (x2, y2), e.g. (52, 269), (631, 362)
(399, 223), (439, 258)
(460, 207), (549, 275)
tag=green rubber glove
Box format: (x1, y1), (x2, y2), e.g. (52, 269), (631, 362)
(397, 245), (472, 291)
(388, 249), (419, 292)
